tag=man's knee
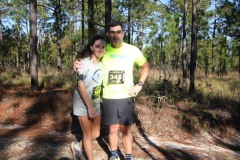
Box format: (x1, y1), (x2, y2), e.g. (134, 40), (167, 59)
(109, 124), (119, 135)
(120, 125), (131, 135)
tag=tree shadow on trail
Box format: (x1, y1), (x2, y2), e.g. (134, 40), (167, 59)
(0, 90), (73, 160)
(135, 115), (200, 160)
(143, 79), (240, 152)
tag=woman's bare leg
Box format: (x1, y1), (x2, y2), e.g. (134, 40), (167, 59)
(78, 115), (101, 160)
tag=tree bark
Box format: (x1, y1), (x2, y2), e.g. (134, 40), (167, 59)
(88, 0), (95, 41)
(29, 0), (38, 91)
(238, 39), (240, 77)
(182, 0), (188, 89)
(17, 0), (21, 69)
(204, 50), (208, 77)
(211, 13), (216, 73)
(82, 0), (85, 46)
(159, 32), (164, 79)
(189, 0), (197, 92)
(105, 0), (111, 34)
(55, 1), (62, 72)
(0, 14), (4, 69)
(72, 12), (76, 65)
(127, 0), (131, 44)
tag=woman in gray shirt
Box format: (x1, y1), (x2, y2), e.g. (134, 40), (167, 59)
(71, 35), (106, 160)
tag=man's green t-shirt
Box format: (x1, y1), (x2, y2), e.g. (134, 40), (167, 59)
(102, 42), (147, 99)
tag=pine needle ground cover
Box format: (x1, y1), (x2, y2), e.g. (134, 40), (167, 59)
(0, 68), (239, 159)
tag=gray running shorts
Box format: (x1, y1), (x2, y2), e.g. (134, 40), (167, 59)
(73, 90), (101, 116)
(101, 97), (136, 125)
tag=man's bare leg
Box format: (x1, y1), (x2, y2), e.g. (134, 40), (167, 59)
(120, 125), (133, 154)
(109, 124), (120, 158)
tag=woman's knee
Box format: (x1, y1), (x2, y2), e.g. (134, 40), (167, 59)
(84, 134), (92, 140)
(92, 131), (100, 139)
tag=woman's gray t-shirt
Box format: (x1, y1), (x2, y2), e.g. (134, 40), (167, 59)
(73, 57), (103, 116)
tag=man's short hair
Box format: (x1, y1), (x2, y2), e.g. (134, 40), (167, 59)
(107, 21), (123, 32)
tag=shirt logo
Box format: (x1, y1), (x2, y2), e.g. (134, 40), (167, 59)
(92, 69), (102, 83)
(110, 54), (127, 59)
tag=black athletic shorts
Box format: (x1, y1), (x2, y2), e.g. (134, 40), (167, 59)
(101, 97), (136, 125)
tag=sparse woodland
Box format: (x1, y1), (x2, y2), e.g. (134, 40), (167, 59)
(0, 0), (239, 159)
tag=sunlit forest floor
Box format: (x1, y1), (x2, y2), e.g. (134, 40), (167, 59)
(0, 68), (240, 160)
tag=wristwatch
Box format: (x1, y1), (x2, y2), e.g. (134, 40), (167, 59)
(138, 81), (144, 86)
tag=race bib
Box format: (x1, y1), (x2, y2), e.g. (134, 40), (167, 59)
(92, 85), (101, 99)
(108, 70), (125, 84)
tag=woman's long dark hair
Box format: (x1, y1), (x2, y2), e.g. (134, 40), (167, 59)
(76, 35), (106, 60)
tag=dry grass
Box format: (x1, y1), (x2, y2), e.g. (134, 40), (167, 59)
(196, 71), (240, 102)
(0, 67), (76, 91)
(143, 68), (240, 104)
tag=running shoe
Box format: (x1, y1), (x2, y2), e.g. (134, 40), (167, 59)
(70, 142), (82, 160)
(109, 155), (120, 160)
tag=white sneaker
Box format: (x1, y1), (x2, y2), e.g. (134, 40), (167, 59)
(70, 142), (82, 160)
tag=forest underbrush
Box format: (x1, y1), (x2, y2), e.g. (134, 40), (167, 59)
(143, 69), (240, 135)
(0, 68), (239, 159)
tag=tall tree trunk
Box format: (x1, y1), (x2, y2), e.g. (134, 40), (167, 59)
(160, 34), (165, 67)
(219, 37), (226, 78)
(88, 0), (95, 41)
(182, 0), (188, 89)
(0, 15), (4, 69)
(223, 37), (227, 76)
(211, 12), (216, 72)
(238, 39), (240, 77)
(17, 23), (21, 69)
(140, 23), (145, 51)
(24, 16), (30, 70)
(82, 0), (85, 46)
(151, 48), (155, 77)
(203, 26), (208, 77)
(174, 46), (179, 71)
(17, 0), (21, 69)
(37, 19), (42, 53)
(131, 24), (134, 42)
(127, 0), (131, 44)
(55, 2), (62, 72)
(37, 19), (42, 66)
(204, 51), (208, 76)
(219, 49), (222, 78)
(72, 13), (76, 65)
(223, 59), (226, 75)
(189, 0), (197, 92)
(29, 0), (38, 91)
(105, 0), (111, 34)
(159, 32), (164, 79)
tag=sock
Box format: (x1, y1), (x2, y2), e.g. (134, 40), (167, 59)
(111, 150), (118, 158)
(125, 154), (132, 160)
